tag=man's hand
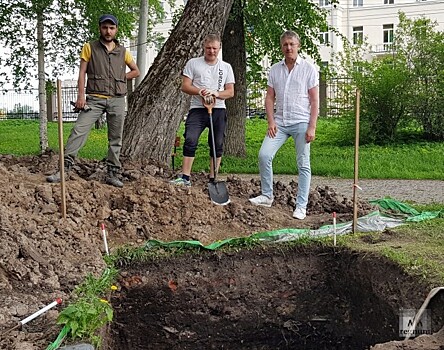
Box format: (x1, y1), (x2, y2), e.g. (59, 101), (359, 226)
(199, 88), (219, 98)
(75, 96), (87, 110)
(198, 89), (206, 97)
(207, 90), (219, 98)
(267, 120), (277, 138)
(203, 95), (216, 106)
(306, 125), (316, 143)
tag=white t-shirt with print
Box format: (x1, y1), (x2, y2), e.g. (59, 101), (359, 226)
(183, 57), (235, 109)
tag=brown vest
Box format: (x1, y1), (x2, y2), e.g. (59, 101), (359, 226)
(86, 40), (127, 96)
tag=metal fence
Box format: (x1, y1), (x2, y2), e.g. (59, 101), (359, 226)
(0, 89), (40, 120)
(0, 77), (354, 121)
(0, 86), (79, 121)
(322, 76), (355, 117)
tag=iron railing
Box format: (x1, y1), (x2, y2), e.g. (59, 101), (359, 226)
(0, 86), (79, 121)
(0, 78), (354, 121)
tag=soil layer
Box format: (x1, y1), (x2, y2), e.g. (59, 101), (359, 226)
(106, 246), (443, 350)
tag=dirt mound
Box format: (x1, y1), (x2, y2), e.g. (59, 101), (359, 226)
(0, 153), (415, 349)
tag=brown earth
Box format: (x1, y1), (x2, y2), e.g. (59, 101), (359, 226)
(0, 153), (442, 349)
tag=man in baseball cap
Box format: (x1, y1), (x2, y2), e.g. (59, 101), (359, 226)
(46, 13), (139, 187)
(99, 14), (118, 26)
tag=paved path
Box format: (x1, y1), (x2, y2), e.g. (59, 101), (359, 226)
(223, 174), (444, 204)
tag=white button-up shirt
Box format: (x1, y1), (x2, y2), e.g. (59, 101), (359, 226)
(268, 56), (318, 126)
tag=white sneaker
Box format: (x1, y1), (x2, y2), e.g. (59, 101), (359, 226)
(249, 195), (273, 207)
(293, 207), (307, 220)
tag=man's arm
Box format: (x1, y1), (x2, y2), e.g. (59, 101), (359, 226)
(216, 83), (234, 100)
(306, 85), (319, 143)
(76, 59), (88, 108)
(265, 86), (277, 138)
(181, 76), (202, 96)
(181, 75), (203, 97)
(126, 60), (140, 80)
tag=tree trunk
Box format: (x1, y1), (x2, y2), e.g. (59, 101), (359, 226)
(122, 0), (235, 165)
(222, 0), (247, 157)
(37, 11), (48, 152)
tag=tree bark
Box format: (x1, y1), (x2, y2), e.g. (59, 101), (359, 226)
(122, 0), (235, 165)
(222, 0), (247, 157)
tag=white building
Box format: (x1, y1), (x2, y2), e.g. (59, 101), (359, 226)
(318, 0), (444, 65)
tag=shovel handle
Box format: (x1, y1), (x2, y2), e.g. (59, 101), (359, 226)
(203, 96), (218, 181)
(202, 96), (216, 114)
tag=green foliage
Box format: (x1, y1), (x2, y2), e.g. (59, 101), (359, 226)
(355, 59), (410, 143)
(0, 0), (165, 91)
(332, 12), (444, 143)
(244, 0), (328, 65)
(57, 268), (118, 347)
(6, 103), (36, 118)
(394, 13), (444, 141)
(76, 0), (139, 43)
(242, 0), (330, 95)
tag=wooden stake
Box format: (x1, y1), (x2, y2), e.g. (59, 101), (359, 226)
(56, 79), (67, 219)
(352, 89), (360, 233)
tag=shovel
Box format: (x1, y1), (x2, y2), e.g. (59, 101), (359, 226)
(203, 96), (230, 206)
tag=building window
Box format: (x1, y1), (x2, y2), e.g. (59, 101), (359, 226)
(319, 32), (329, 45)
(319, 0), (330, 6)
(384, 0), (394, 3)
(353, 0), (363, 6)
(353, 26), (364, 45)
(383, 24), (394, 51)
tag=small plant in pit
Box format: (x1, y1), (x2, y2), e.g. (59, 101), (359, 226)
(56, 267), (118, 348)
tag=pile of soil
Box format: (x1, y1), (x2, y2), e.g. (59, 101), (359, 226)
(0, 154), (442, 349)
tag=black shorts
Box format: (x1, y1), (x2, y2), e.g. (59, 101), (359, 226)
(183, 108), (227, 158)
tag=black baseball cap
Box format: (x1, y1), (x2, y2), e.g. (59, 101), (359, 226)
(99, 14), (118, 26)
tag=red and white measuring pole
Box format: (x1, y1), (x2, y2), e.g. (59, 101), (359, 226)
(2, 299), (62, 336)
(20, 298), (63, 326)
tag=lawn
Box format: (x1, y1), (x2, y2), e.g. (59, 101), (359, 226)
(1, 118), (443, 179)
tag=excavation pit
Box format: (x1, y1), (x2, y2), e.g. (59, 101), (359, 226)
(104, 245), (443, 349)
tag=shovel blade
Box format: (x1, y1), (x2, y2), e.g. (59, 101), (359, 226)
(208, 181), (230, 206)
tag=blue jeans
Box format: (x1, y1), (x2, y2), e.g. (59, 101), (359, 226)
(258, 122), (311, 209)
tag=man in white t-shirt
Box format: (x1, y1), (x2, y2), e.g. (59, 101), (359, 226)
(171, 33), (235, 187)
(249, 31), (319, 220)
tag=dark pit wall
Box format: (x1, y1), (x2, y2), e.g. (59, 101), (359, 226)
(103, 245), (443, 350)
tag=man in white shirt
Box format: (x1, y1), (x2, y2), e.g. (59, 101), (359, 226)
(171, 33), (235, 187)
(249, 30), (319, 220)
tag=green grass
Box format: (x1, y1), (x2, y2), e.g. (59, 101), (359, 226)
(0, 120), (109, 160)
(1, 118), (443, 179)
(341, 203), (444, 285)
